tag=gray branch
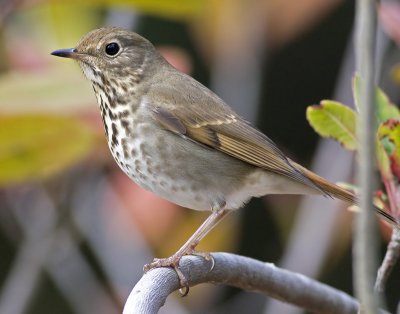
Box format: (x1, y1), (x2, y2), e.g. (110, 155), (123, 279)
(123, 253), (359, 314)
(354, 0), (381, 311)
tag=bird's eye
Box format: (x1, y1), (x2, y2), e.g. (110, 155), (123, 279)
(105, 42), (120, 56)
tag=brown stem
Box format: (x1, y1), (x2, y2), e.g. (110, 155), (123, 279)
(382, 176), (399, 215)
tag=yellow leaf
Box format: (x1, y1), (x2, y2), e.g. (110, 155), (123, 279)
(306, 100), (357, 151)
(47, 1), (204, 22)
(0, 70), (93, 114)
(0, 114), (97, 186)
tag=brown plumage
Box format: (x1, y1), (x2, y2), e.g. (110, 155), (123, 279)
(51, 27), (398, 289)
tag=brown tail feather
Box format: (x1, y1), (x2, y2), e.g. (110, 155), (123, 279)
(293, 162), (399, 228)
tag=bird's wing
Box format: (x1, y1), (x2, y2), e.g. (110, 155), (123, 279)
(152, 103), (327, 195)
(152, 103), (400, 226)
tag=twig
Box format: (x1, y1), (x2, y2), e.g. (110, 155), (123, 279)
(354, 0), (381, 311)
(123, 253), (359, 314)
(375, 228), (400, 292)
(375, 156), (400, 292)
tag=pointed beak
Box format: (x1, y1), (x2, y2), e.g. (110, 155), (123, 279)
(51, 48), (77, 58)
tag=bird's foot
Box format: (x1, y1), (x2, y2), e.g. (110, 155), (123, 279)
(144, 253), (189, 295)
(143, 250), (214, 296)
(190, 250), (215, 271)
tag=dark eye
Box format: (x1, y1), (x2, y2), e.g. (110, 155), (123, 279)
(105, 42), (120, 56)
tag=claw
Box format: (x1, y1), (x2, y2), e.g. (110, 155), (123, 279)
(209, 255), (215, 271)
(143, 254), (190, 295)
(142, 251), (215, 297)
(179, 286), (190, 297)
(191, 251), (215, 271)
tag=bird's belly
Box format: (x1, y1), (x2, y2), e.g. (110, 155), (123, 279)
(109, 123), (254, 211)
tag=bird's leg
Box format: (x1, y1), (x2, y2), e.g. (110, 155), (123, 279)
(143, 205), (230, 293)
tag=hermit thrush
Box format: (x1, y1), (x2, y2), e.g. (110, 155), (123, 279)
(51, 27), (397, 289)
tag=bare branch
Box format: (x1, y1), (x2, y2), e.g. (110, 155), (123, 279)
(375, 228), (400, 292)
(123, 253), (359, 314)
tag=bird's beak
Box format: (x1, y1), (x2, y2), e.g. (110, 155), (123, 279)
(51, 48), (77, 59)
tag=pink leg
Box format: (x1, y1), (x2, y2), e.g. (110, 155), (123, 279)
(143, 207), (230, 291)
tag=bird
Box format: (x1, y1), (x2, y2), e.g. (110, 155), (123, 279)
(51, 26), (397, 290)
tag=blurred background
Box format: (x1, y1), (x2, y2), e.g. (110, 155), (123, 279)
(0, 0), (400, 313)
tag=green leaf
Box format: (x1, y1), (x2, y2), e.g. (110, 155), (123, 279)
(376, 138), (393, 180)
(378, 119), (400, 179)
(353, 75), (400, 122)
(0, 115), (97, 186)
(306, 100), (357, 150)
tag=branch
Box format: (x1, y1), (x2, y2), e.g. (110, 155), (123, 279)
(354, 0), (380, 311)
(123, 252), (359, 314)
(375, 228), (400, 292)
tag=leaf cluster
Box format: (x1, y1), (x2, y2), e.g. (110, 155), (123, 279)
(307, 75), (400, 215)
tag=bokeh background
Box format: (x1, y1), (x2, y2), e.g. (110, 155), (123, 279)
(1, 1), (400, 313)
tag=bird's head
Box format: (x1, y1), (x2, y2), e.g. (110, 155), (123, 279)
(51, 27), (156, 84)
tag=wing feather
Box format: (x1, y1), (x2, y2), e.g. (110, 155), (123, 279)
(152, 105), (326, 194)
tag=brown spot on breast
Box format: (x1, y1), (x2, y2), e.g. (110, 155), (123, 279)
(107, 93), (114, 108)
(90, 67), (97, 77)
(139, 143), (149, 156)
(145, 158), (153, 167)
(129, 103), (138, 114)
(121, 138), (129, 159)
(116, 95), (129, 105)
(111, 134), (118, 147)
(111, 123), (118, 147)
(108, 108), (117, 120)
(110, 85), (116, 97)
(100, 114), (106, 127)
(118, 111), (130, 119)
(100, 104), (106, 116)
(121, 119), (131, 136)
(121, 84), (128, 93)
(104, 122), (109, 137)
(92, 81), (101, 89)
(100, 73), (106, 84)
(111, 123), (118, 136)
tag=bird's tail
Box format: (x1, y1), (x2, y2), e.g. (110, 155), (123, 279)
(293, 162), (399, 228)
